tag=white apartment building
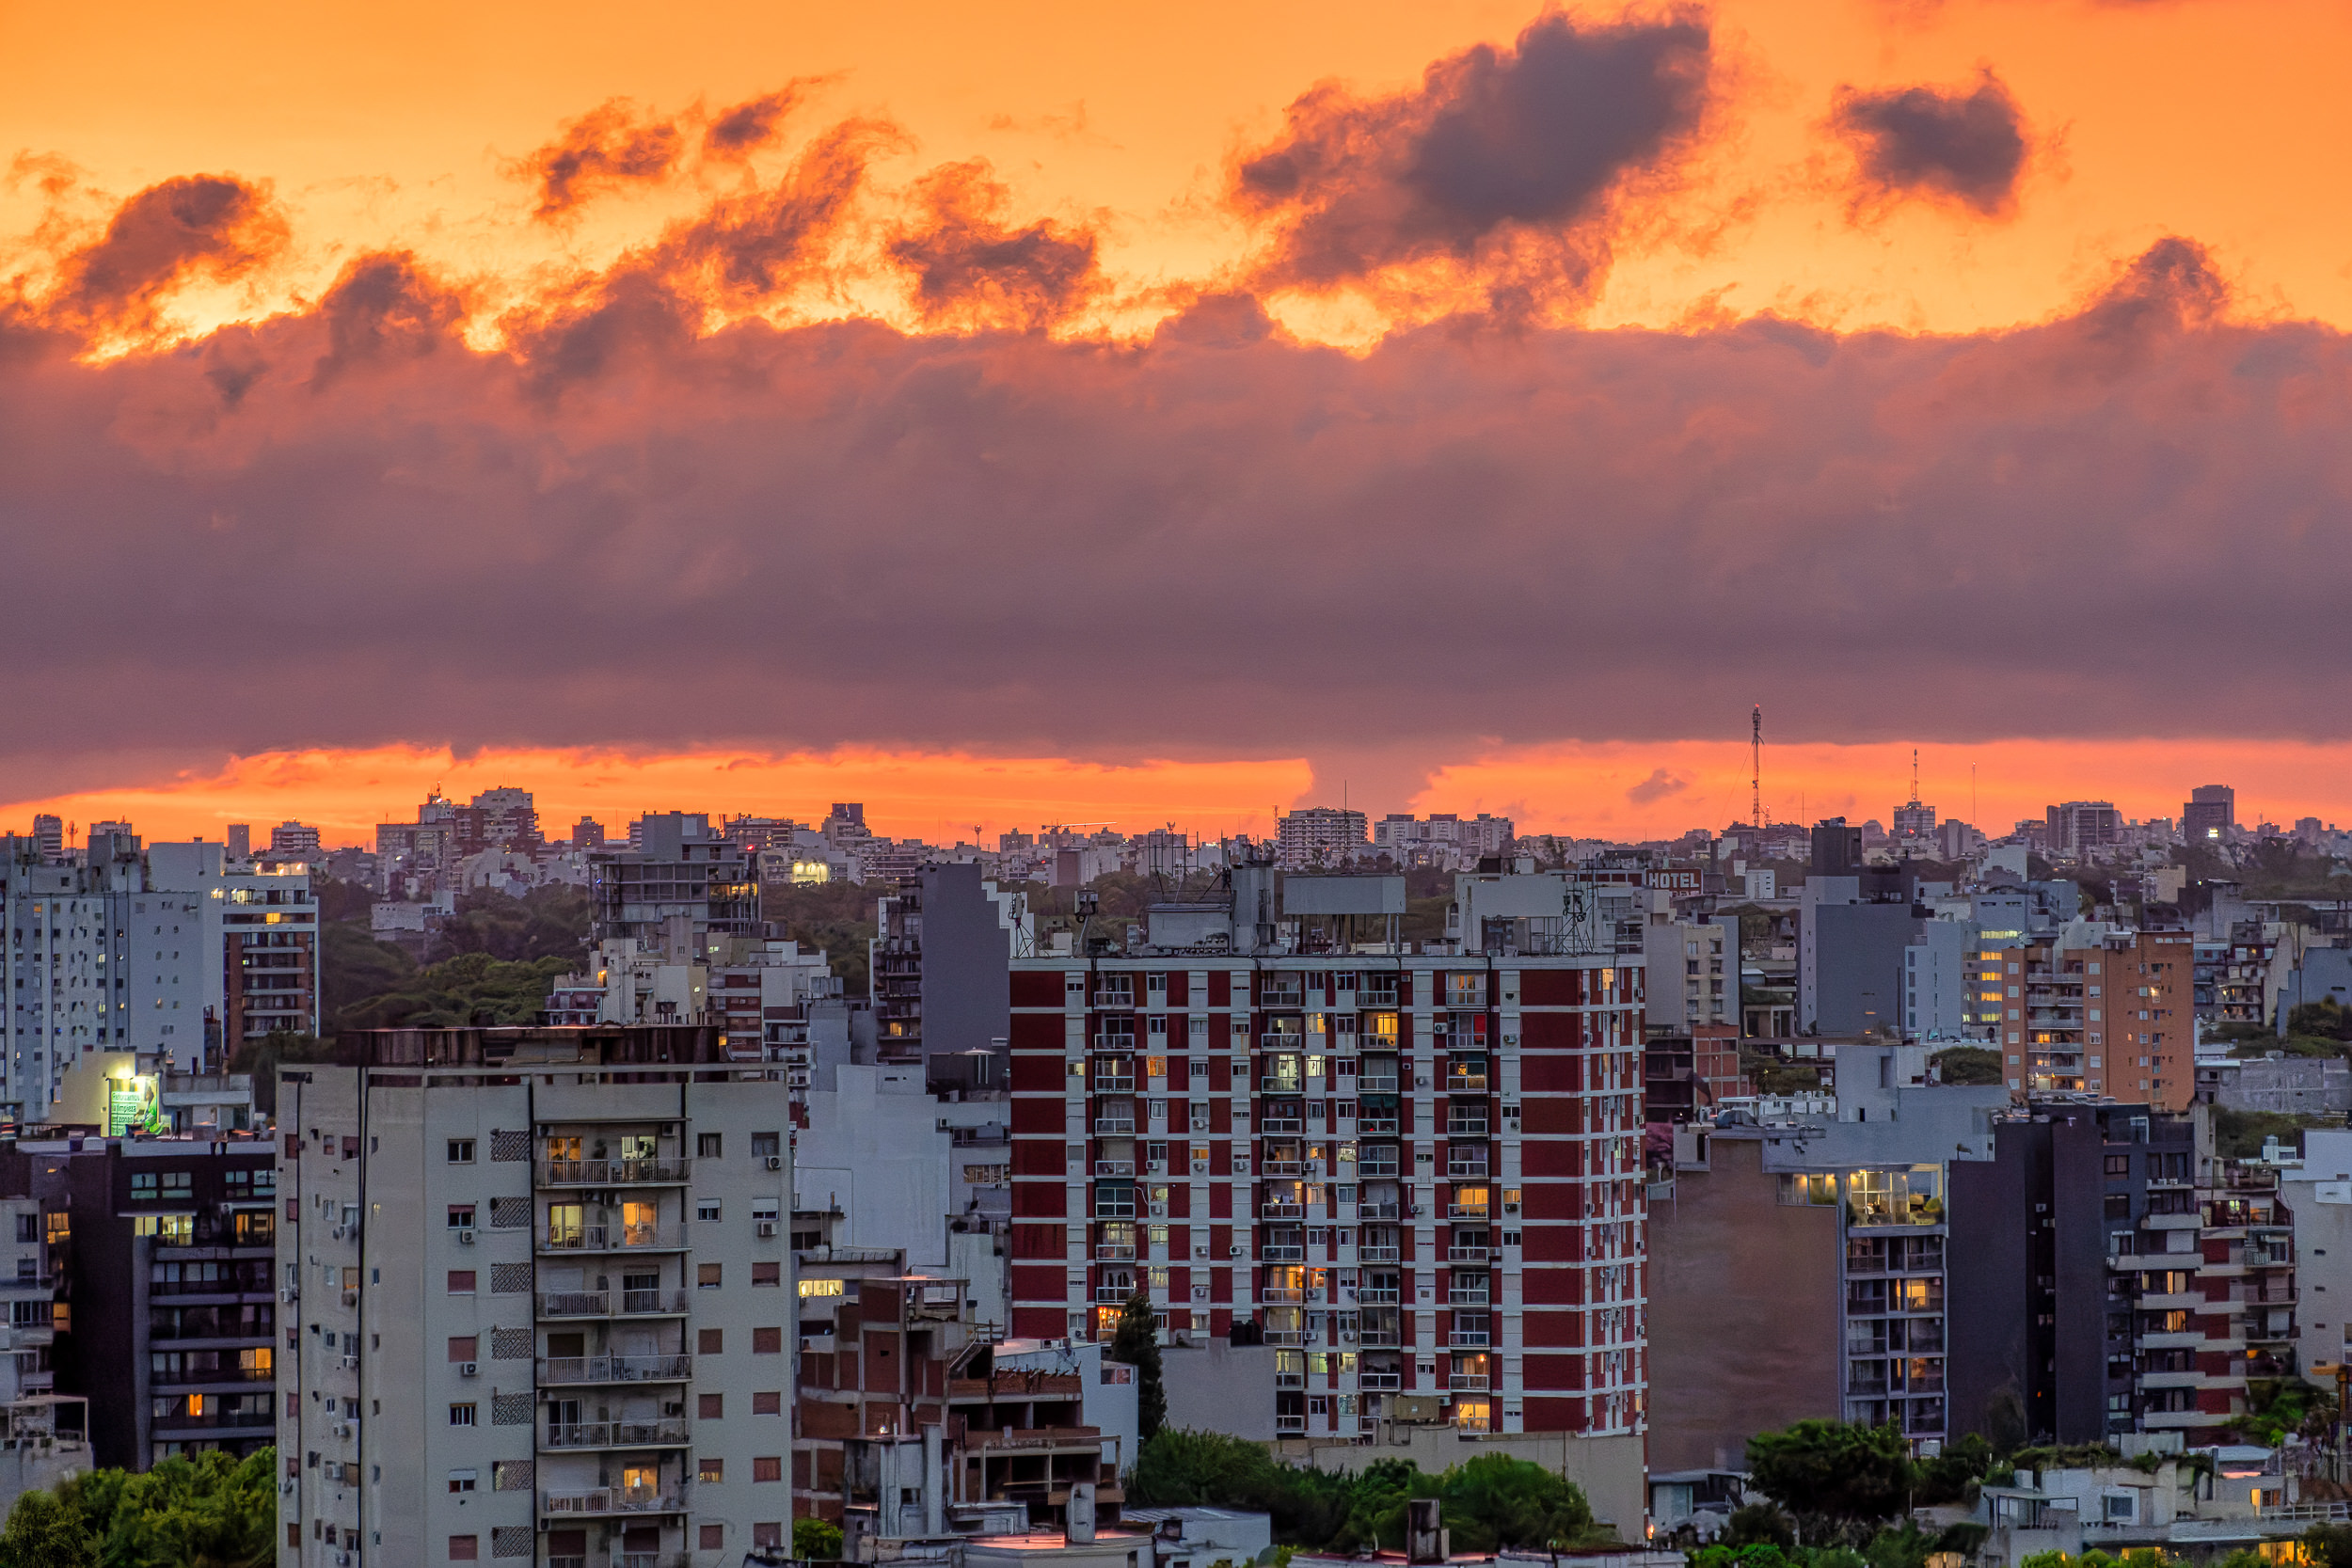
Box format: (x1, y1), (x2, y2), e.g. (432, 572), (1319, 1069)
(1639, 906), (1737, 1030)
(277, 1024), (795, 1568)
(0, 834), (300, 1118)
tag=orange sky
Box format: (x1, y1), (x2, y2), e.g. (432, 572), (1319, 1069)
(9, 0), (2352, 341)
(1, 737), (2341, 850)
(6, 0), (2350, 844)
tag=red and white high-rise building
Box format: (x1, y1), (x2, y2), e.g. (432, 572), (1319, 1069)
(1006, 863), (1648, 1451)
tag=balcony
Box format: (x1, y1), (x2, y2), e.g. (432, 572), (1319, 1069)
(1449, 1374), (1490, 1391)
(1448, 1331), (1492, 1348)
(1275, 1414), (1309, 1433)
(1445, 1118), (1490, 1137)
(538, 1158), (690, 1187)
(1095, 1243), (1137, 1260)
(1445, 1162), (1490, 1180)
(1447, 1075), (1490, 1094)
(1446, 1203), (1490, 1221)
(1092, 1077), (1136, 1095)
(542, 1419), (691, 1449)
(1359, 1246), (1402, 1264)
(1262, 1286), (1306, 1305)
(1359, 1329), (1403, 1349)
(1359, 1371), (1403, 1390)
(1261, 1245), (1305, 1262)
(1355, 1076), (1400, 1094)
(538, 1226), (685, 1254)
(1359, 1161), (1401, 1180)
(1261, 1118), (1305, 1135)
(1261, 1159), (1305, 1178)
(1447, 1290), (1491, 1307)
(1262, 1202), (1306, 1221)
(1093, 1117), (1137, 1135)
(537, 1289), (689, 1317)
(1094, 1160), (1136, 1178)
(537, 1354), (692, 1385)
(1358, 1203), (1401, 1221)
(1448, 1246), (1491, 1264)
(1359, 1117), (1401, 1134)
(542, 1488), (686, 1516)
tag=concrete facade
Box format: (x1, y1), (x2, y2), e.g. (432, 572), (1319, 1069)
(276, 1025), (794, 1568)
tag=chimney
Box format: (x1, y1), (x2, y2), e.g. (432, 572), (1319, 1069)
(1067, 1481), (1096, 1544)
(1406, 1498), (1445, 1565)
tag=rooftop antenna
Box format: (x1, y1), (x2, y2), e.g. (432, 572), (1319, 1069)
(1910, 748), (1920, 804)
(1751, 705), (1763, 831)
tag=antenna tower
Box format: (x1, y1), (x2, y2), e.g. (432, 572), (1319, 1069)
(1751, 705), (1763, 831)
(1910, 748), (1920, 804)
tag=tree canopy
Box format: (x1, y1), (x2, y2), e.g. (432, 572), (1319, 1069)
(1744, 1421), (1915, 1539)
(0, 1447), (278, 1568)
(1110, 1292), (1168, 1445)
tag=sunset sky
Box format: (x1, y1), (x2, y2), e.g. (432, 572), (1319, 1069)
(4, 0), (2349, 846)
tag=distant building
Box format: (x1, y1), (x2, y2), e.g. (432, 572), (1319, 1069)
(1277, 808), (1368, 868)
(1371, 814), (1514, 868)
(2183, 784), (2235, 842)
(1893, 797), (1937, 842)
(589, 813), (758, 950)
(571, 816), (605, 849)
(224, 824), (251, 861)
(268, 820), (323, 860)
(1987, 927), (2195, 1107)
(870, 864), (1028, 1078)
(2043, 802), (2122, 858)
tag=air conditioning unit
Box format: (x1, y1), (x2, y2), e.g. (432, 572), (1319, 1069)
(332, 1421), (352, 1438)
(1148, 1204), (1167, 1219)
(1342, 1329), (1358, 1342)
(1228, 1245), (1243, 1259)
(459, 1361), (478, 1378)
(330, 1225), (347, 1241)
(279, 1288), (298, 1304)
(755, 1220), (778, 1237)
(1193, 1245), (1207, 1259)
(340, 1354), (358, 1370)
(764, 1155), (783, 1171)
(456, 1228), (476, 1245)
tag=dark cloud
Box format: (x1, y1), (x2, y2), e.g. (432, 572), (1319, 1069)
(4, 237), (2347, 781)
(520, 99), (685, 219)
(703, 87), (805, 162)
(1832, 71), (2030, 215)
(1627, 769), (1688, 804)
(887, 161), (1100, 332)
(310, 251), (468, 388)
(1232, 9), (1713, 292)
(44, 174), (288, 336)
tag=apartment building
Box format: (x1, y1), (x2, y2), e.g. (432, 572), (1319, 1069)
(40, 1135), (279, 1467)
(870, 865), (1028, 1077)
(589, 816), (758, 949)
(1007, 864), (1647, 1496)
(1988, 928), (2195, 1109)
(1372, 816), (1516, 870)
(1275, 810), (1368, 869)
(2045, 802), (2123, 858)
(1947, 1102), (2279, 1448)
(275, 1024), (794, 1568)
(1641, 911), (1737, 1031)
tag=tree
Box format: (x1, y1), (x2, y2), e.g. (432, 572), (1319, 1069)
(1110, 1291), (1168, 1444)
(795, 1516), (846, 1560)
(226, 1030), (342, 1116)
(52, 1447), (275, 1566)
(1929, 1048), (2001, 1086)
(1721, 1505), (1795, 1549)
(0, 1489), (97, 1568)
(1438, 1454), (1597, 1551)
(1744, 1421), (1915, 1542)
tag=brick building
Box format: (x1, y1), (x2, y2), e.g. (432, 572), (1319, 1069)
(1005, 864), (1648, 1465)
(1989, 930), (2195, 1110)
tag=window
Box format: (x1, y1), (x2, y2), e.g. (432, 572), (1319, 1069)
(130, 1173), (157, 1201)
(698, 1263), (723, 1290)
(2104, 1154), (2130, 1176)
(698, 1458), (724, 1484)
(753, 1390), (783, 1415)
(448, 1337), (477, 1363)
(697, 1201), (722, 1222)
(449, 1536), (479, 1561)
(449, 1403), (477, 1426)
(753, 1326), (783, 1354)
(447, 1205), (476, 1228)
(447, 1271), (477, 1294)
(697, 1133), (723, 1158)
(698, 1328), (724, 1354)
(702, 1525), (727, 1550)
(752, 1132), (780, 1158)
(699, 1393), (723, 1418)
(754, 1455), (784, 1482)
(753, 1261), (781, 1287)
(448, 1468), (477, 1493)
(755, 1525), (785, 1549)
(162, 1171), (192, 1198)
(448, 1139), (475, 1164)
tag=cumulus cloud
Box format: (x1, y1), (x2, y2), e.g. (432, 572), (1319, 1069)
(518, 99), (686, 219)
(310, 251), (469, 388)
(2, 234), (2345, 783)
(39, 174), (288, 337)
(1231, 9), (1713, 297)
(1832, 71), (2030, 215)
(887, 161), (1100, 332)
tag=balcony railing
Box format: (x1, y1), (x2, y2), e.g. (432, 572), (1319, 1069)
(1358, 1203), (1401, 1221)
(1448, 1290), (1491, 1307)
(538, 1158), (691, 1186)
(1446, 1118), (1490, 1137)
(1359, 1246), (1402, 1263)
(1447, 1331), (1491, 1348)
(1261, 1245), (1305, 1262)
(543, 1419), (691, 1449)
(537, 1354), (692, 1385)
(1262, 1202), (1305, 1220)
(1094, 1160), (1136, 1178)
(1095, 1243), (1137, 1260)
(1450, 1374), (1490, 1391)
(1355, 1076), (1400, 1094)
(1093, 1117), (1137, 1135)
(538, 1226), (684, 1253)
(1447, 1246), (1491, 1264)
(1359, 1371), (1403, 1390)
(1093, 1077), (1136, 1095)
(1447, 1203), (1490, 1221)
(1445, 1163), (1490, 1180)
(542, 1487), (686, 1516)
(1354, 1287), (1402, 1304)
